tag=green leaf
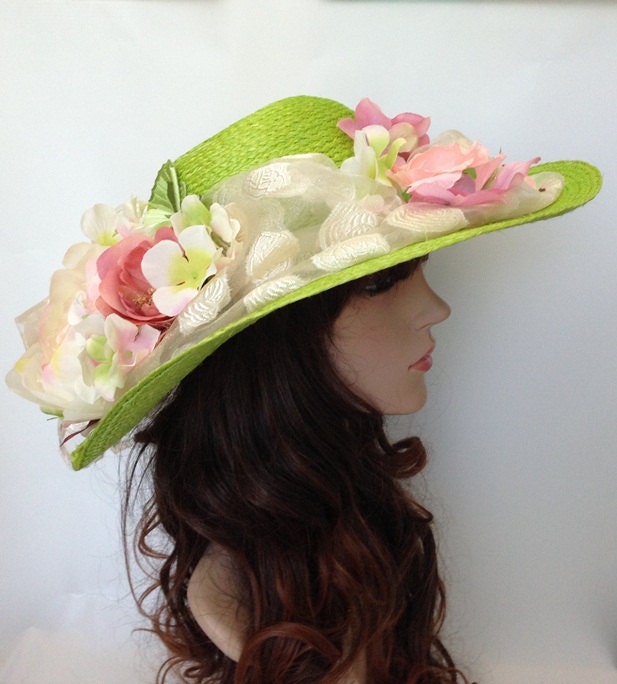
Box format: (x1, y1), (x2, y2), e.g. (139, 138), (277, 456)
(149, 160), (183, 214)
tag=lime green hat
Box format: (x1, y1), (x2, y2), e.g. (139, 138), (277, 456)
(6, 95), (602, 470)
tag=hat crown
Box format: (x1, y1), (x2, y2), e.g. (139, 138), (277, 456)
(169, 96), (355, 198)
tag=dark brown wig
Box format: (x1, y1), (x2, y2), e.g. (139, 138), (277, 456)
(124, 258), (470, 683)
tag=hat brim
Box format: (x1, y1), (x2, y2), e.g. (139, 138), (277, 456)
(69, 158), (601, 470)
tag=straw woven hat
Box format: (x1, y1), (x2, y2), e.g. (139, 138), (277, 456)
(7, 95), (602, 469)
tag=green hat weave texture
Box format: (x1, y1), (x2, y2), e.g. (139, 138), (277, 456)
(171, 96), (354, 198)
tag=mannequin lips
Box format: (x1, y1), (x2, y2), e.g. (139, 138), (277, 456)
(410, 348), (434, 372)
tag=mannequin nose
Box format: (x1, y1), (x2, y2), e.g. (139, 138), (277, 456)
(428, 290), (451, 326)
(415, 272), (451, 329)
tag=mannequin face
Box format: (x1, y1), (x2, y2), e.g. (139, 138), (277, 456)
(330, 264), (450, 414)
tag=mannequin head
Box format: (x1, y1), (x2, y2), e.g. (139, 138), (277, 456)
(126, 256), (463, 683)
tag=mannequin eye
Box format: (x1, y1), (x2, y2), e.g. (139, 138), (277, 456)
(362, 256), (427, 297)
(364, 273), (397, 296)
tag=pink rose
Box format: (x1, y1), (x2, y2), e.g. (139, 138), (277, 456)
(389, 135), (539, 207)
(96, 227), (176, 328)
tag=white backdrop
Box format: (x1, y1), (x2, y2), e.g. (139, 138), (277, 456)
(1, 1), (616, 683)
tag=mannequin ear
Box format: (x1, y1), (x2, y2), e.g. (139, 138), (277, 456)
(186, 545), (248, 662)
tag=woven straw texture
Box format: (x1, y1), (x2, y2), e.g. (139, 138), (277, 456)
(69, 98), (602, 470)
(172, 96), (354, 197)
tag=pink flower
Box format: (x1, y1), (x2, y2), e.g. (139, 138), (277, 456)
(389, 132), (540, 207)
(96, 227), (177, 328)
(338, 98), (431, 152)
(492, 158), (540, 191)
(86, 314), (160, 402)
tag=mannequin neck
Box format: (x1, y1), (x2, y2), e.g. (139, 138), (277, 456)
(187, 544), (247, 662)
(187, 544), (366, 683)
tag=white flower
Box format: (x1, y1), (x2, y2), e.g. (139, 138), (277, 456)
(141, 225), (220, 316)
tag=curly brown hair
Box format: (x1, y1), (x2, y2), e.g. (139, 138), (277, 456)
(124, 259), (471, 683)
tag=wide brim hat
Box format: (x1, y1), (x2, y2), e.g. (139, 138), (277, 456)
(7, 96), (602, 470)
